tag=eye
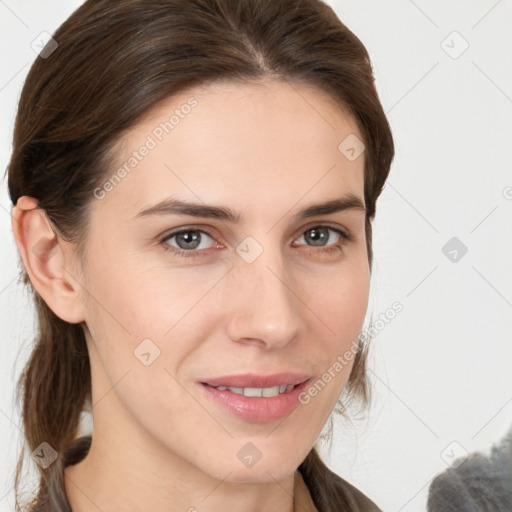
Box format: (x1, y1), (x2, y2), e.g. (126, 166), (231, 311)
(161, 229), (217, 258)
(159, 224), (351, 259)
(292, 225), (350, 256)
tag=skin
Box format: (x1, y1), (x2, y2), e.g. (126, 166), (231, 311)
(12, 78), (369, 512)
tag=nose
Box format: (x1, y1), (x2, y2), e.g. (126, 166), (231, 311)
(224, 244), (305, 350)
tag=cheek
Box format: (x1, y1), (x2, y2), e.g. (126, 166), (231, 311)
(83, 243), (212, 338)
(302, 255), (370, 395)
(307, 257), (370, 340)
(81, 254), (202, 429)
(80, 248), (230, 401)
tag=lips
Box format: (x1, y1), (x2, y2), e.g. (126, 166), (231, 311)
(197, 377), (313, 422)
(199, 372), (311, 388)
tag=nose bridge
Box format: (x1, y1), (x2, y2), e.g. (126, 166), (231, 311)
(225, 236), (303, 347)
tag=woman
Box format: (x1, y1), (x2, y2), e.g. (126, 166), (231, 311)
(7, 0), (394, 510)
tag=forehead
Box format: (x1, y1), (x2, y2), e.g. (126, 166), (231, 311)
(94, 79), (365, 221)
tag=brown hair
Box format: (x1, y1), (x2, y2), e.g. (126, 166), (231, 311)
(6, 0), (394, 510)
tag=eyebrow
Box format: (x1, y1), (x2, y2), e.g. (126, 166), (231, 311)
(133, 193), (366, 223)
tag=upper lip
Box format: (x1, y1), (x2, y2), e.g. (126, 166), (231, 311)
(200, 372), (311, 388)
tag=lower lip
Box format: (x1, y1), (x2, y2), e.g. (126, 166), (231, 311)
(198, 379), (312, 423)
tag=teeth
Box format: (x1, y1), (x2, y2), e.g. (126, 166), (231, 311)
(212, 384), (294, 397)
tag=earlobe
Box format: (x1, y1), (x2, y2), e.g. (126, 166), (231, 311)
(11, 196), (86, 324)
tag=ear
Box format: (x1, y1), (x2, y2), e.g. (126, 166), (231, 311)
(11, 196), (86, 324)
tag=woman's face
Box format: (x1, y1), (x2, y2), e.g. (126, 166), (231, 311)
(76, 78), (369, 483)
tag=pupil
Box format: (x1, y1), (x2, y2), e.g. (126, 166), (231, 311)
(307, 227), (327, 246)
(177, 231), (200, 249)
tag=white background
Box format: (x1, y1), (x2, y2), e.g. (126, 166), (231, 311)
(1, 1), (511, 511)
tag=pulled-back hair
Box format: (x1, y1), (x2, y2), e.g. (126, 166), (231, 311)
(6, 1), (394, 510)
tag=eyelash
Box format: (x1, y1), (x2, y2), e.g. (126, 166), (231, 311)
(159, 224), (352, 259)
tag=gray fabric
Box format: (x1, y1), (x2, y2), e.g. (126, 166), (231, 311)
(428, 426), (512, 512)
